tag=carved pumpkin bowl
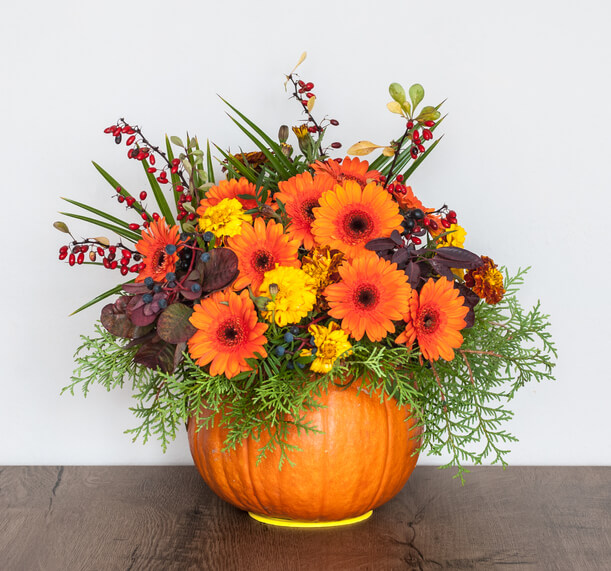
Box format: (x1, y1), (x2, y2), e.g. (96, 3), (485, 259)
(188, 380), (422, 527)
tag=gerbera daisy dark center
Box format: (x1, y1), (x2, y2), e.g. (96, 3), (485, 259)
(251, 249), (275, 273)
(417, 306), (441, 334)
(353, 283), (380, 310)
(342, 209), (374, 243)
(217, 317), (246, 347)
(153, 249), (167, 270)
(301, 199), (319, 222)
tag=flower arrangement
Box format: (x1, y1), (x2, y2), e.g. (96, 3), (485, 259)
(57, 55), (556, 481)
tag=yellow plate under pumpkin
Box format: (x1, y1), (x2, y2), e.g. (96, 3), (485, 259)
(248, 510), (373, 528)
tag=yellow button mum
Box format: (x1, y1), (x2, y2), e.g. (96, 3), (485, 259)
(259, 265), (316, 326)
(197, 197), (252, 238)
(438, 223), (467, 248)
(301, 322), (352, 374)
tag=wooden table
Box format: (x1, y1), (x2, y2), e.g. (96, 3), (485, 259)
(1, 466), (609, 570)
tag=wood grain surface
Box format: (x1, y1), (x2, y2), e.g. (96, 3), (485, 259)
(1, 466), (609, 570)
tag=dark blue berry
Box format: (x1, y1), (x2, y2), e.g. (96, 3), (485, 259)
(311, 347), (317, 355)
(180, 233), (189, 241)
(143, 293), (153, 304)
(287, 361), (294, 369)
(158, 299), (168, 309)
(203, 232), (214, 242)
(296, 362), (305, 369)
(168, 281), (176, 288)
(165, 272), (176, 282)
(290, 326), (300, 335)
(165, 244), (177, 255)
(144, 277), (154, 288)
(283, 332), (294, 344)
(153, 285), (162, 293)
(191, 283), (201, 293)
(275, 346), (285, 357)
(200, 252), (210, 263)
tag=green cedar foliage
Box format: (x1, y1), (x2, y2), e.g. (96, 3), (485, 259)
(64, 269), (556, 480)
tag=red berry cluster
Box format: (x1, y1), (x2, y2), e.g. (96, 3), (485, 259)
(58, 241), (144, 276)
(290, 75), (341, 151)
(103, 120), (180, 186)
(177, 188), (196, 222)
(406, 119), (435, 160)
(112, 185), (161, 232)
(386, 174), (409, 196)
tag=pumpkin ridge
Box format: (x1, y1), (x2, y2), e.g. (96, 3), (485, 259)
(244, 435), (267, 515)
(368, 394), (391, 511)
(318, 390), (328, 518)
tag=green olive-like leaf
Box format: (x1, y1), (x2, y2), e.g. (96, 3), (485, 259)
(409, 84), (425, 112)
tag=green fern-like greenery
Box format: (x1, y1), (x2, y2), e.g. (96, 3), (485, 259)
(64, 268), (556, 479)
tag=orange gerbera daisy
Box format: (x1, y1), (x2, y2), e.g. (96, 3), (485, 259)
(276, 171), (328, 249)
(396, 277), (469, 362)
(312, 157), (382, 190)
(324, 256), (412, 342)
(227, 217), (301, 293)
(188, 289), (268, 379)
(134, 217), (183, 283)
(312, 180), (403, 260)
(198, 177), (271, 212)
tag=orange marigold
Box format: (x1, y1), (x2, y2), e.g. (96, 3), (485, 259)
(312, 157), (382, 190)
(198, 177), (271, 213)
(396, 277), (468, 362)
(134, 217), (183, 283)
(276, 172), (328, 249)
(188, 289), (268, 379)
(311, 180), (403, 260)
(464, 256), (505, 305)
(324, 255), (412, 342)
(227, 217), (301, 293)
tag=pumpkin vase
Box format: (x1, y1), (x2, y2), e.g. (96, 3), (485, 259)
(188, 381), (422, 527)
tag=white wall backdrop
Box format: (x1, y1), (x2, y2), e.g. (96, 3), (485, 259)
(1, 0), (610, 467)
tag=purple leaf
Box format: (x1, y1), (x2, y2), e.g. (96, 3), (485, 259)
(201, 248), (239, 293)
(133, 338), (176, 373)
(157, 303), (197, 344)
(365, 238), (396, 251)
(123, 283), (151, 295)
(434, 247), (483, 269)
(100, 296), (153, 339)
(405, 261), (421, 288)
(430, 258), (458, 281)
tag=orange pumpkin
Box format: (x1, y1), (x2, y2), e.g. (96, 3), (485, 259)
(188, 380), (422, 523)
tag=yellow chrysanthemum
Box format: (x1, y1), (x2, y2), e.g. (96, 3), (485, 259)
(197, 197), (252, 238)
(301, 246), (344, 309)
(438, 224), (467, 248)
(301, 322), (352, 373)
(259, 265), (316, 326)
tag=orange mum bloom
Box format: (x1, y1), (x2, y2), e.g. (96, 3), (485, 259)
(312, 180), (403, 260)
(188, 290), (268, 379)
(276, 171), (328, 249)
(324, 256), (412, 342)
(396, 277), (468, 362)
(198, 177), (270, 213)
(134, 218), (183, 283)
(312, 157), (382, 189)
(227, 217), (301, 293)
(465, 256), (505, 305)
